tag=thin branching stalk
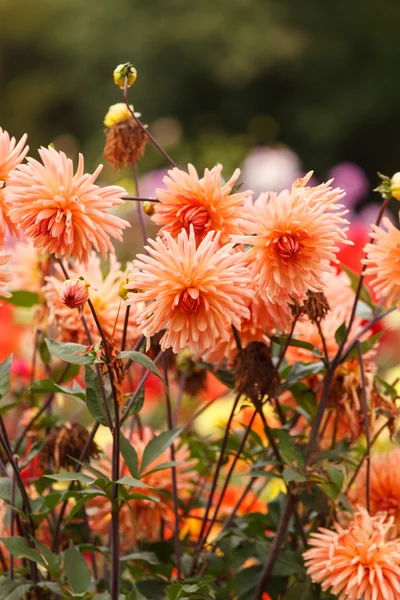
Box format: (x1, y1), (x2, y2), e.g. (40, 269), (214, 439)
(9, 456), (17, 580)
(356, 341), (371, 512)
(123, 78), (177, 168)
(125, 196), (159, 202)
(131, 157), (147, 246)
(190, 393), (241, 574)
(121, 305), (130, 352)
(121, 350), (163, 425)
(344, 420), (389, 493)
(162, 355), (182, 578)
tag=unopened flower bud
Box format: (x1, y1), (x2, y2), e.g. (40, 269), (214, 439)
(391, 172), (400, 200)
(143, 200), (156, 216)
(113, 63), (137, 89)
(119, 277), (130, 301)
(59, 278), (90, 308)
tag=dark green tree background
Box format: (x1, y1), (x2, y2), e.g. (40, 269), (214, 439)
(1, 0), (399, 185)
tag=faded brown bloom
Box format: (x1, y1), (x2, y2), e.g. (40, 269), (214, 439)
(104, 117), (148, 169)
(40, 422), (99, 471)
(291, 291), (330, 324)
(234, 341), (280, 403)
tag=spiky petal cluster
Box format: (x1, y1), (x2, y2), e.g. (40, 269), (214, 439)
(4, 147), (130, 264)
(152, 164), (252, 245)
(304, 508), (400, 600)
(43, 252), (140, 348)
(349, 449), (400, 537)
(233, 172), (350, 304)
(127, 227), (254, 354)
(0, 128), (29, 242)
(363, 217), (400, 306)
(88, 427), (196, 548)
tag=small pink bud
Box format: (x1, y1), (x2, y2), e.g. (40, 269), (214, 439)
(59, 278), (90, 309)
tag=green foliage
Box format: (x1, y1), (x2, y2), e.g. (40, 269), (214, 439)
(30, 378), (86, 400)
(1, 291), (40, 308)
(0, 354), (12, 399)
(140, 428), (183, 475)
(118, 350), (165, 384)
(63, 542), (91, 595)
(45, 339), (95, 365)
(84, 365), (109, 425)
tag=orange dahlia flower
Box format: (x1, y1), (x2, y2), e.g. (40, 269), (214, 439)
(4, 146), (129, 264)
(363, 216), (400, 307)
(127, 227), (254, 354)
(88, 427), (196, 549)
(349, 448), (400, 537)
(233, 172), (351, 304)
(0, 128), (29, 242)
(152, 164), (252, 244)
(304, 508), (400, 600)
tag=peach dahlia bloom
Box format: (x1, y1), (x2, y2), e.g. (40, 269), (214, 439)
(43, 252), (140, 348)
(152, 164), (252, 244)
(127, 227), (254, 354)
(88, 427), (196, 549)
(363, 217), (400, 307)
(0, 128), (29, 243)
(304, 508), (400, 600)
(349, 448), (400, 537)
(4, 146), (129, 264)
(233, 172), (351, 304)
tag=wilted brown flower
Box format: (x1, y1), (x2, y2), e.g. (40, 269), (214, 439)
(291, 290), (330, 324)
(234, 341), (280, 403)
(104, 103), (148, 169)
(40, 422), (99, 471)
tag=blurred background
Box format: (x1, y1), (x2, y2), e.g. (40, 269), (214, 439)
(2, 0), (400, 199)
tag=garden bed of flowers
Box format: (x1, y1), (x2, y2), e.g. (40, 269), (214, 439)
(0, 63), (399, 600)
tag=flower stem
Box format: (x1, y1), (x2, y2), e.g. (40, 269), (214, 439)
(123, 79), (177, 168)
(162, 355), (182, 578)
(356, 340), (371, 513)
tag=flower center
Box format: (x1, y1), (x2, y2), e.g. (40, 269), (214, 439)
(276, 234), (300, 262)
(180, 205), (210, 235)
(178, 289), (201, 313)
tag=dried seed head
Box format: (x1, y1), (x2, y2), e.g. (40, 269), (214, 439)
(40, 422), (99, 471)
(104, 118), (148, 169)
(291, 291), (330, 324)
(234, 341), (280, 403)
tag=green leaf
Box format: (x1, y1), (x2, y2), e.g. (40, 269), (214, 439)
(116, 475), (153, 489)
(85, 365), (109, 425)
(281, 361), (325, 390)
(2, 290), (40, 308)
(64, 542), (91, 595)
(118, 350), (165, 383)
(347, 330), (387, 359)
(0, 355), (12, 399)
(273, 549), (305, 576)
(34, 539), (61, 574)
(340, 263), (375, 308)
(142, 460), (185, 477)
(197, 361), (235, 389)
(45, 472), (94, 485)
(45, 338), (94, 365)
(124, 385), (145, 417)
(0, 577), (32, 600)
(335, 322), (347, 345)
(0, 537), (45, 565)
(121, 551), (159, 564)
(120, 433), (139, 479)
(30, 378), (86, 400)
(0, 477), (22, 508)
(275, 429), (304, 468)
(140, 428), (182, 474)
(282, 467), (307, 485)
